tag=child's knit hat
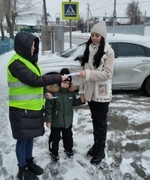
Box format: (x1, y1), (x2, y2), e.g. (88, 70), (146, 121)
(90, 21), (107, 39)
(60, 68), (72, 82)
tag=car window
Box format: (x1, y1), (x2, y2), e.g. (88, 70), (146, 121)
(117, 43), (145, 57)
(144, 46), (150, 56)
(58, 43), (86, 58)
(109, 42), (117, 58)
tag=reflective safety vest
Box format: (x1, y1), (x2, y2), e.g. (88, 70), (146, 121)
(7, 53), (44, 110)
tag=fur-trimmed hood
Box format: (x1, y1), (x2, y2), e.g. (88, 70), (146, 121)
(46, 82), (76, 93)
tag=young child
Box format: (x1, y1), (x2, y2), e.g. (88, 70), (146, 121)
(45, 68), (85, 161)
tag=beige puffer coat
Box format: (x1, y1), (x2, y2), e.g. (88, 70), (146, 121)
(78, 42), (114, 102)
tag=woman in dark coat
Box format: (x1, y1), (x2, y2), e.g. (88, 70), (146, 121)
(7, 32), (68, 180)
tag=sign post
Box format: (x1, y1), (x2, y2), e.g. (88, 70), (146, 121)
(62, 1), (79, 48)
(62, 2), (79, 20)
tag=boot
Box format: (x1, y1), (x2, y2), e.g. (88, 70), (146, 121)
(87, 142), (99, 157)
(26, 157), (43, 175)
(64, 149), (74, 158)
(50, 151), (60, 161)
(90, 149), (105, 165)
(17, 165), (39, 180)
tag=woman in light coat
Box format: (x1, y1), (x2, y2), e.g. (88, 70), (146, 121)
(78, 21), (114, 166)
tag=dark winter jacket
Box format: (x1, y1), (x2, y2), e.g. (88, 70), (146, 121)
(45, 82), (84, 128)
(7, 32), (62, 140)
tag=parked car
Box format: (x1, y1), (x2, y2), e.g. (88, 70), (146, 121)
(39, 36), (150, 96)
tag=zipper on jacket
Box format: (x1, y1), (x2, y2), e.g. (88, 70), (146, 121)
(25, 109), (27, 116)
(62, 92), (66, 128)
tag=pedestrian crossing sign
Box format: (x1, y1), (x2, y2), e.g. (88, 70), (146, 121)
(62, 2), (79, 20)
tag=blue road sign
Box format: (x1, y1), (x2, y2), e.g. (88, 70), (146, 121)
(62, 2), (79, 20)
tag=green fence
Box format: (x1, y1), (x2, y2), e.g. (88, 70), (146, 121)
(20, 28), (40, 33)
(0, 38), (14, 55)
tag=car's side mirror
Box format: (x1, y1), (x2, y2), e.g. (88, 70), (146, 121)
(75, 55), (83, 61)
(75, 57), (80, 61)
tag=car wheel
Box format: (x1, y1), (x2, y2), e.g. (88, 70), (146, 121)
(142, 76), (150, 96)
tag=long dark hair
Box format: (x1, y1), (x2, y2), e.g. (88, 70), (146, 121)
(81, 37), (105, 68)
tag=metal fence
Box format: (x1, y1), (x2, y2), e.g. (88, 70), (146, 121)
(41, 25), (64, 55)
(0, 38), (14, 55)
(107, 24), (150, 36)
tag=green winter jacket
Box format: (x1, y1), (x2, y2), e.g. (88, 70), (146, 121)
(45, 83), (84, 128)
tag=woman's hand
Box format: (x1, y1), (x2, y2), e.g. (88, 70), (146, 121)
(78, 70), (86, 78)
(62, 75), (68, 81)
(45, 92), (53, 99)
(80, 94), (86, 102)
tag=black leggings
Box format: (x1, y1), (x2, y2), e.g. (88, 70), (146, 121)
(88, 101), (109, 146)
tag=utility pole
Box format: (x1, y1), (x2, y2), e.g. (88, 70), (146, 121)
(69, 0), (72, 48)
(144, 11), (147, 23)
(43, 0), (48, 25)
(87, 3), (90, 33)
(105, 12), (107, 20)
(113, 0), (116, 36)
(42, 0), (50, 54)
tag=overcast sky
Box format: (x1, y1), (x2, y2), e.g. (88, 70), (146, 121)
(43, 0), (150, 20)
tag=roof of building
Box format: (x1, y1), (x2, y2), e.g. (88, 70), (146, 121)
(16, 13), (42, 26)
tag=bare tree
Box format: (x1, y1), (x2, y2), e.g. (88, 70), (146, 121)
(4, 0), (40, 39)
(72, 16), (85, 30)
(126, 1), (142, 24)
(65, 16), (85, 31)
(4, 0), (15, 39)
(0, 0), (5, 40)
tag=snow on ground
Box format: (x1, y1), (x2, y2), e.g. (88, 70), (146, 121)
(0, 32), (150, 180)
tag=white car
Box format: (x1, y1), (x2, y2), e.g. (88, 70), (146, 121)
(39, 35), (150, 96)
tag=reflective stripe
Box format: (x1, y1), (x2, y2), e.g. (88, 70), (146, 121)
(9, 94), (43, 100)
(7, 54), (44, 110)
(8, 82), (29, 87)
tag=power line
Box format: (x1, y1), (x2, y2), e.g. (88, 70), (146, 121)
(90, 0), (102, 6)
(117, 1), (150, 6)
(139, 0), (150, 3)
(93, 4), (114, 11)
(92, 0), (113, 11)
